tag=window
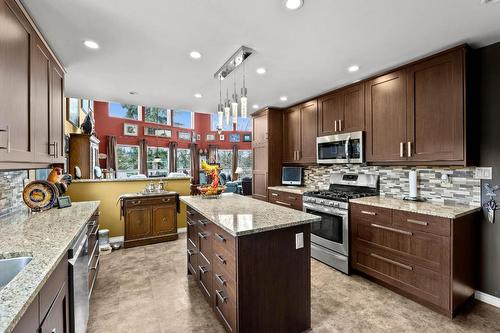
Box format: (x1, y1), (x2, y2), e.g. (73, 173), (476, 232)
(172, 110), (194, 129)
(217, 149), (233, 177)
(237, 150), (252, 179)
(147, 147), (169, 177)
(144, 107), (171, 125)
(210, 114), (253, 132)
(176, 148), (191, 175)
(116, 145), (140, 178)
(109, 102), (141, 120)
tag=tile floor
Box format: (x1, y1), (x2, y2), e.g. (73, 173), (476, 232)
(88, 234), (500, 333)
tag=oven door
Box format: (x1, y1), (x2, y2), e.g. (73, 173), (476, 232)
(304, 203), (348, 256)
(316, 131), (363, 164)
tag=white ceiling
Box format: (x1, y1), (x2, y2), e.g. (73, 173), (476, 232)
(21, 0), (500, 114)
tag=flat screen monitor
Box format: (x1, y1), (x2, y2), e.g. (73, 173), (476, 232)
(282, 167), (302, 186)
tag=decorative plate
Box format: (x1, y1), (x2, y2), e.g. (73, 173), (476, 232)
(23, 180), (58, 211)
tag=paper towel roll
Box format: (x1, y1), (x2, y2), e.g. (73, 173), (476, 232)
(409, 170), (417, 199)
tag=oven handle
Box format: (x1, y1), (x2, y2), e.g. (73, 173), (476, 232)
(345, 135), (351, 163)
(303, 203), (348, 217)
(69, 232), (88, 266)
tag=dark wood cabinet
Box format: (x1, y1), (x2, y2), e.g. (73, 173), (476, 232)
(283, 100), (318, 164)
(268, 189), (303, 210)
(350, 203), (477, 317)
(318, 83), (365, 136)
(40, 282), (69, 333)
(51, 64), (65, 162)
(122, 193), (178, 248)
(251, 108), (283, 202)
(68, 134), (100, 179)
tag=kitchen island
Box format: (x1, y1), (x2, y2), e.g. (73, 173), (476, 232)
(180, 193), (320, 333)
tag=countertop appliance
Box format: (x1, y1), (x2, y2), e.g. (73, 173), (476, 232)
(303, 172), (378, 274)
(282, 166), (303, 185)
(68, 226), (89, 333)
(317, 131), (364, 164)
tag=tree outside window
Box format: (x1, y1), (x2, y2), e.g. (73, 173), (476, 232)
(176, 148), (191, 175)
(237, 150), (252, 178)
(116, 145), (140, 178)
(217, 149), (233, 177)
(147, 147), (169, 177)
(109, 102), (141, 120)
(144, 107), (171, 125)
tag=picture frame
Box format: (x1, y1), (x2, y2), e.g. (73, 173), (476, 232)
(206, 134), (216, 141)
(229, 133), (240, 143)
(178, 131), (192, 141)
(144, 126), (171, 138)
(66, 98), (80, 127)
(219, 134), (225, 141)
(124, 123), (138, 136)
(196, 134), (201, 141)
(243, 133), (252, 142)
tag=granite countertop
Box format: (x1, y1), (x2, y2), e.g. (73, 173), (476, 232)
(0, 201), (100, 333)
(267, 186), (315, 195)
(180, 193), (320, 236)
(73, 176), (190, 183)
(350, 196), (481, 219)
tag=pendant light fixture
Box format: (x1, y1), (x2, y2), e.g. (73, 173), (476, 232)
(224, 88), (231, 126)
(217, 76), (224, 132)
(240, 62), (248, 118)
(231, 72), (238, 125)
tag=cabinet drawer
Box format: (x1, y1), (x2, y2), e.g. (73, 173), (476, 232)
(393, 210), (450, 237)
(40, 257), (67, 321)
(214, 286), (236, 332)
(352, 243), (448, 309)
(124, 196), (176, 208)
(187, 218), (198, 247)
(351, 203), (392, 226)
(187, 238), (198, 276)
(197, 254), (213, 304)
(269, 190), (303, 210)
(213, 259), (236, 297)
(213, 247), (236, 279)
(88, 224), (99, 255)
(198, 222), (213, 262)
(352, 219), (449, 272)
(213, 226), (236, 257)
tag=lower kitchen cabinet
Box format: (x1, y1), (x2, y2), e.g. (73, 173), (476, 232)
(350, 203), (477, 317)
(122, 193), (178, 248)
(186, 205), (311, 333)
(268, 189), (303, 210)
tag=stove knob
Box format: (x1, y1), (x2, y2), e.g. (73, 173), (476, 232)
(317, 199), (324, 204)
(328, 201), (335, 206)
(334, 202), (340, 208)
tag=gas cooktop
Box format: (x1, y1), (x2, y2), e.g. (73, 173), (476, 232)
(303, 190), (376, 202)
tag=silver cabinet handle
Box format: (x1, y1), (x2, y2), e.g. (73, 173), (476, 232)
(214, 233), (225, 243)
(198, 265), (208, 274)
(400, 142), (404, 158)
(371, 223), (413, 236)
(407, 142), (412, 157)
(297, 151), (301, 160)
(288, 196), (297, 201)
(90, 257), (100, 270)
(131, 200), (141, 205)
(215, 253), (226, 264)
(215, 274), (226, 286)
(334, 120), (338, 132)
(0, 126), (10, 152)
(162, 198), (171, 203)
(186, 220), (196, 227)
(51, 329), (57, 333)
(407, 218), (429, 226)
(361, 210), (376, 216)
(371, 253), (413, 271)
(198, 219), (207, 226)
(49, 142), (56, 157)
(197, 232), (207, 239)
(216, 290), (228, 303)
(271, 193), (279, 197)
(339, 119), (342, 132)
(275, 200), (291, 207)
(186, 210), (194, 216)
(187, 249), (195, 256)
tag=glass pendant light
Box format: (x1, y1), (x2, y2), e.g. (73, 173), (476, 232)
(224, 88), (231, 125)
(217, 77), (224, 130)
(240, 63), (248, 118)
(231, 73), (238, 125)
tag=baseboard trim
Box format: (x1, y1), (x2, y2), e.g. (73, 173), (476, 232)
(109, 236), (124, 244)
(475, 291), (500, 308)
(178, 227), (187, 233)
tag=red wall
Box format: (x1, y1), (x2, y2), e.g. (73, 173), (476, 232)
(94, 101), (252, 166)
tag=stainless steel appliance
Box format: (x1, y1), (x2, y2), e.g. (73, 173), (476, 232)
(316, 131), (364, 164)
(303, 172), (378, 274)
(68, 227), (89, 333)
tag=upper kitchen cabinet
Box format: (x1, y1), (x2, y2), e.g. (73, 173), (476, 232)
(283, 100), (318, 164)
(0, 0), (65, 169)
(318, 83), (365, 136)
(365, 70), (407, 163)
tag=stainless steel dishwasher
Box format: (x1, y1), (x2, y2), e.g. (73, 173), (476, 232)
(68, 226), (89, 333)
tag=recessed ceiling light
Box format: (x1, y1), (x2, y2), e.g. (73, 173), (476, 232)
(284, 0), (304, 10)
(256, 67), (267, 75)
(348, 65), (360, 72)
(194, 93), (202, 98)
(252, 104), (259, 109)
(83, 40), (99, 49)
(190, 51), (202, 59)
(129, 91), (138, 95)
(280, 96), (288, 102)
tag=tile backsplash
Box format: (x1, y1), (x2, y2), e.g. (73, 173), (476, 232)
(0, 171), (28, 218)
(304, 165), (481, 206)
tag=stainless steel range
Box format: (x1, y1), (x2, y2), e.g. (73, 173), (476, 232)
(303, 172), (378, 274)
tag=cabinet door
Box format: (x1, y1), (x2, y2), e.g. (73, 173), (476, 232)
(298, 100), (317, 164)
(252, 170), (268, 201)
(282, 107), (300, 163)
(32, 36), (52, 163)
(406, 49), (464, 162)
(365, 70), (407, 162)
(51, 64), (64, 162)
(13, 294), (39, 333)
(318, 91), (344, 136)
(0, 0), (34, 162)
(252, 142), (269, 201)
(125, 206), (152, 240)
(252, 112), (268, 144)
(342, 83), (365, 133)
(152, 204), (176, 235)
(40, 283), (69, 333)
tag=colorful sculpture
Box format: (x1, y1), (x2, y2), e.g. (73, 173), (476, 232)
(200, 160), (224, 196)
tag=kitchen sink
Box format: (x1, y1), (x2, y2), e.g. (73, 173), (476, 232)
(0, 256), (33, 290)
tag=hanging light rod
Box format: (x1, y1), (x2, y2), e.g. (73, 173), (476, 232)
(214, 46), (255, 80)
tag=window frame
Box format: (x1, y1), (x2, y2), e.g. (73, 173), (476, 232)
(115, 144), (141, 178)
(237, 149), (253, 179)
(147, 146), (170, 177)
(172, 110), (195, 129)
(217, 149), (234, 177)
(108, 102), (142, 121)
(143, 107), (172, 126)
(176, 148), (192, 175)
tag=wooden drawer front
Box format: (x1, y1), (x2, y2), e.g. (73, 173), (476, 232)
(213, 247), (236, 279)
(213, 226), (236, 257)
(353, 244), (448, 309)
(187, 206), (201, 222)
(125, 196), (176, 208)
(393, 210), (450, 237)
(351, 203), (392, 226)
(197, 254), (213, 303)
(213, 259), (236, 296)
(40, 257), (67, 320)
(89, 255), (100, 294)
(214, 283), (237, 332)
(187, 218), (198, 247)
(353, 220), (448, 272)
(187, 238), (198, 275)
(269, 190), (303, 210)
(198, 222), (213, 264)
(88, 224), (99, 256)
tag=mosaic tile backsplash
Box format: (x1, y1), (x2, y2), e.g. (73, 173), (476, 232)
(304, 165), (481, 206)
(0, 171), (28, 218)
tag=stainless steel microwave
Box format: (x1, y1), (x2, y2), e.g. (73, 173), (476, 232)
(316, 131), (364, 164)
